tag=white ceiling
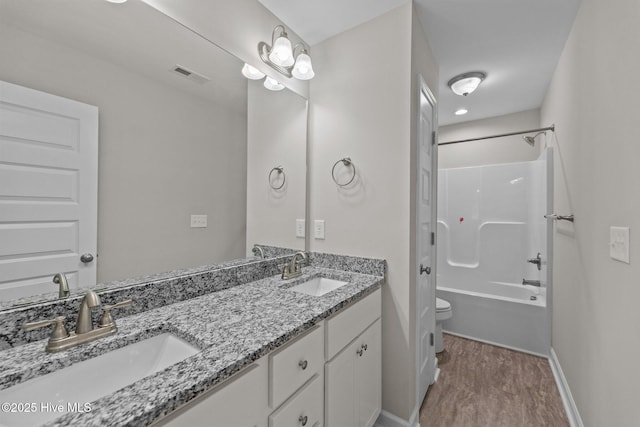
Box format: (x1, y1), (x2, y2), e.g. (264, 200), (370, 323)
(258, 0), (581, 126)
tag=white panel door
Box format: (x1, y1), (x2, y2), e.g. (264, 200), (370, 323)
(0, 80), (98, 300)
(416, 80), (437, 405)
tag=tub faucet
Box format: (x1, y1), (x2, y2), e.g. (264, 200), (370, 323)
(522, 279), (541, 287)
(282, 251), (307, 280)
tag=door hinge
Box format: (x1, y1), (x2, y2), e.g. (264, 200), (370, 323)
(431, 232), (435, 246)
(430, 333), (434, 346)
(431, 131), (436, 146)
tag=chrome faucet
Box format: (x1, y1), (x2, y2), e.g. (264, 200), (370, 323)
(53, 273), (70, 298)
(522, 279), (541, 287)
(282, 251), (307, 280)
(75, 290), (101, 334)
(252, 244), (265, 259)
(23, 291), (132, 353)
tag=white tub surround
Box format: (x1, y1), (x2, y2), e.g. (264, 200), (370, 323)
(436, 155), (551, 356)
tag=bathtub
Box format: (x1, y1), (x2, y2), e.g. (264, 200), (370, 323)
(437, 280), (549, 356)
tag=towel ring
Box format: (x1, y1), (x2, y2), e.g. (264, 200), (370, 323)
(268, 166), (285, 190)
(331, 157), (356, 187)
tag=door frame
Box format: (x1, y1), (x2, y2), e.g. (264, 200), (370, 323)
(415, 74), (438, 409)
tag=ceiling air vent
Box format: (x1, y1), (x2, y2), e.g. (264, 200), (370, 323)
(172, 64), (210, 84)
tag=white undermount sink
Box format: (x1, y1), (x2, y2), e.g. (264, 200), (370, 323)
(288, 277), (349, 297)
(0, 333), (199, 427)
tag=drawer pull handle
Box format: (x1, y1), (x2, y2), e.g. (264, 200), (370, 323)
(299, 415), (308, 426)
(357, 348), (364, 357)
(298, 359), (308, 370)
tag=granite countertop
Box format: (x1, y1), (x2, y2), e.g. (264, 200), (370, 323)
(0, 266), (383, 427)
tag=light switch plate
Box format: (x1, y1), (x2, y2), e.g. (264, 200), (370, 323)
(190, 214), (207, 228)
(610, 226), (630, 264)
(296, 219), (305, 238)
(314, 220), (325, 240)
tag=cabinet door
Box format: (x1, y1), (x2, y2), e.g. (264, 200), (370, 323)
(356, 319), (381, 427)
(156, 359), (268, 427)
(325, 340), (357, 427)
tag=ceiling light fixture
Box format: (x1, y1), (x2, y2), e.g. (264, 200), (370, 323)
(454, 108), (468, 116)
(105, 0), (128, 3)
(448, 72), (486, 96)
(257, 25), (315, 81)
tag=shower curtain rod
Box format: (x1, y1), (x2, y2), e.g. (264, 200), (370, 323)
(438, 125), (555, 146)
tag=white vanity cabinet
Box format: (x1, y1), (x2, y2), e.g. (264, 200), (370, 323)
(155, 357), (269, 427)
(155, 288), (381, 427)
(325, 290), (382, 427)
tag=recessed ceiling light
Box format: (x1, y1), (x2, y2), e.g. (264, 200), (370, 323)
(454, 108), (468, 116)
(448, 72), (486, 96)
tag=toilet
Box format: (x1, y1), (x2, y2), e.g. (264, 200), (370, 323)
(435, 297), (453, 353)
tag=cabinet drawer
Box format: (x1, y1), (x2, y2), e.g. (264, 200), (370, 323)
(270, 324), (324, 408)
(269, 374), (323, 427)
(326, 289), (381, 360)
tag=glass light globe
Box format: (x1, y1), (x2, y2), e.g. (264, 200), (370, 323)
(241, 63), (265, 80)
(269, 36), (294, 67)
(264, 77), (285, 91)
(292, 53), (315, 80)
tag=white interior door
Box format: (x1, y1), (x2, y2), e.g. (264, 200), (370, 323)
(416, 79), (437, 405)
(0, 80), (98, 300)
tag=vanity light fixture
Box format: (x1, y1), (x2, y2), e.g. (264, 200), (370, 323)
(241, 63), (266, 80)
(454, 108), (468, 116)
(263, 76), (285, 91)
(258, 25), (315, 81)
(448, 71), (486, 96)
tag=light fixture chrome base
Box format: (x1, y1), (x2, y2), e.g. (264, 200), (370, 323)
(258, 41), (293, 78)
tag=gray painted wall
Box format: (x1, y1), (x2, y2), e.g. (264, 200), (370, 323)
(309, 3), (439, 421)
(541, 0), (640, 424)
(0, 24), (247, 283)
(438, 109), (542, 169)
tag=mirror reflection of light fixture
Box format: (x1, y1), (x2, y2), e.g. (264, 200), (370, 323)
(263, 76), (285, 91)
(258, 25), (315, 81)
(448, 72), (486, 96)
(241, 63), (266, 80)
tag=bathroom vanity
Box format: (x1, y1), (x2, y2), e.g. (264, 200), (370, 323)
(157, 290), (381, 427)
(0, 253), (384, 427)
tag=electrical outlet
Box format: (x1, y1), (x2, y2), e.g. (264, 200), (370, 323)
(610, 226), (630, 264)
(296, 219), (305, 238)
(314, 220), (325, 240)
(190, 214), (207, 228)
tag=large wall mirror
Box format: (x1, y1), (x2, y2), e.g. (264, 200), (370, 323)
(0, 0), (307, 309)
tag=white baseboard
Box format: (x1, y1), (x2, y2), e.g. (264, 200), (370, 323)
(444, 330), (549, 358)
(374, 405), (420, 427)
(549, 347), (584, 427)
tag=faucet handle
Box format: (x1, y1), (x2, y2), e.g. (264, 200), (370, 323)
(23, 316), (69, 341)
(99, 299), (132, 328)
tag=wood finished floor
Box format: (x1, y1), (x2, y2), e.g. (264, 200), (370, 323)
(420, 334), (570, 427)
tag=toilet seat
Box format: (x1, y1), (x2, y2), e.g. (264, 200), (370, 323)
(435, 297), (452, 321)
(436, 297), (451, 312)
